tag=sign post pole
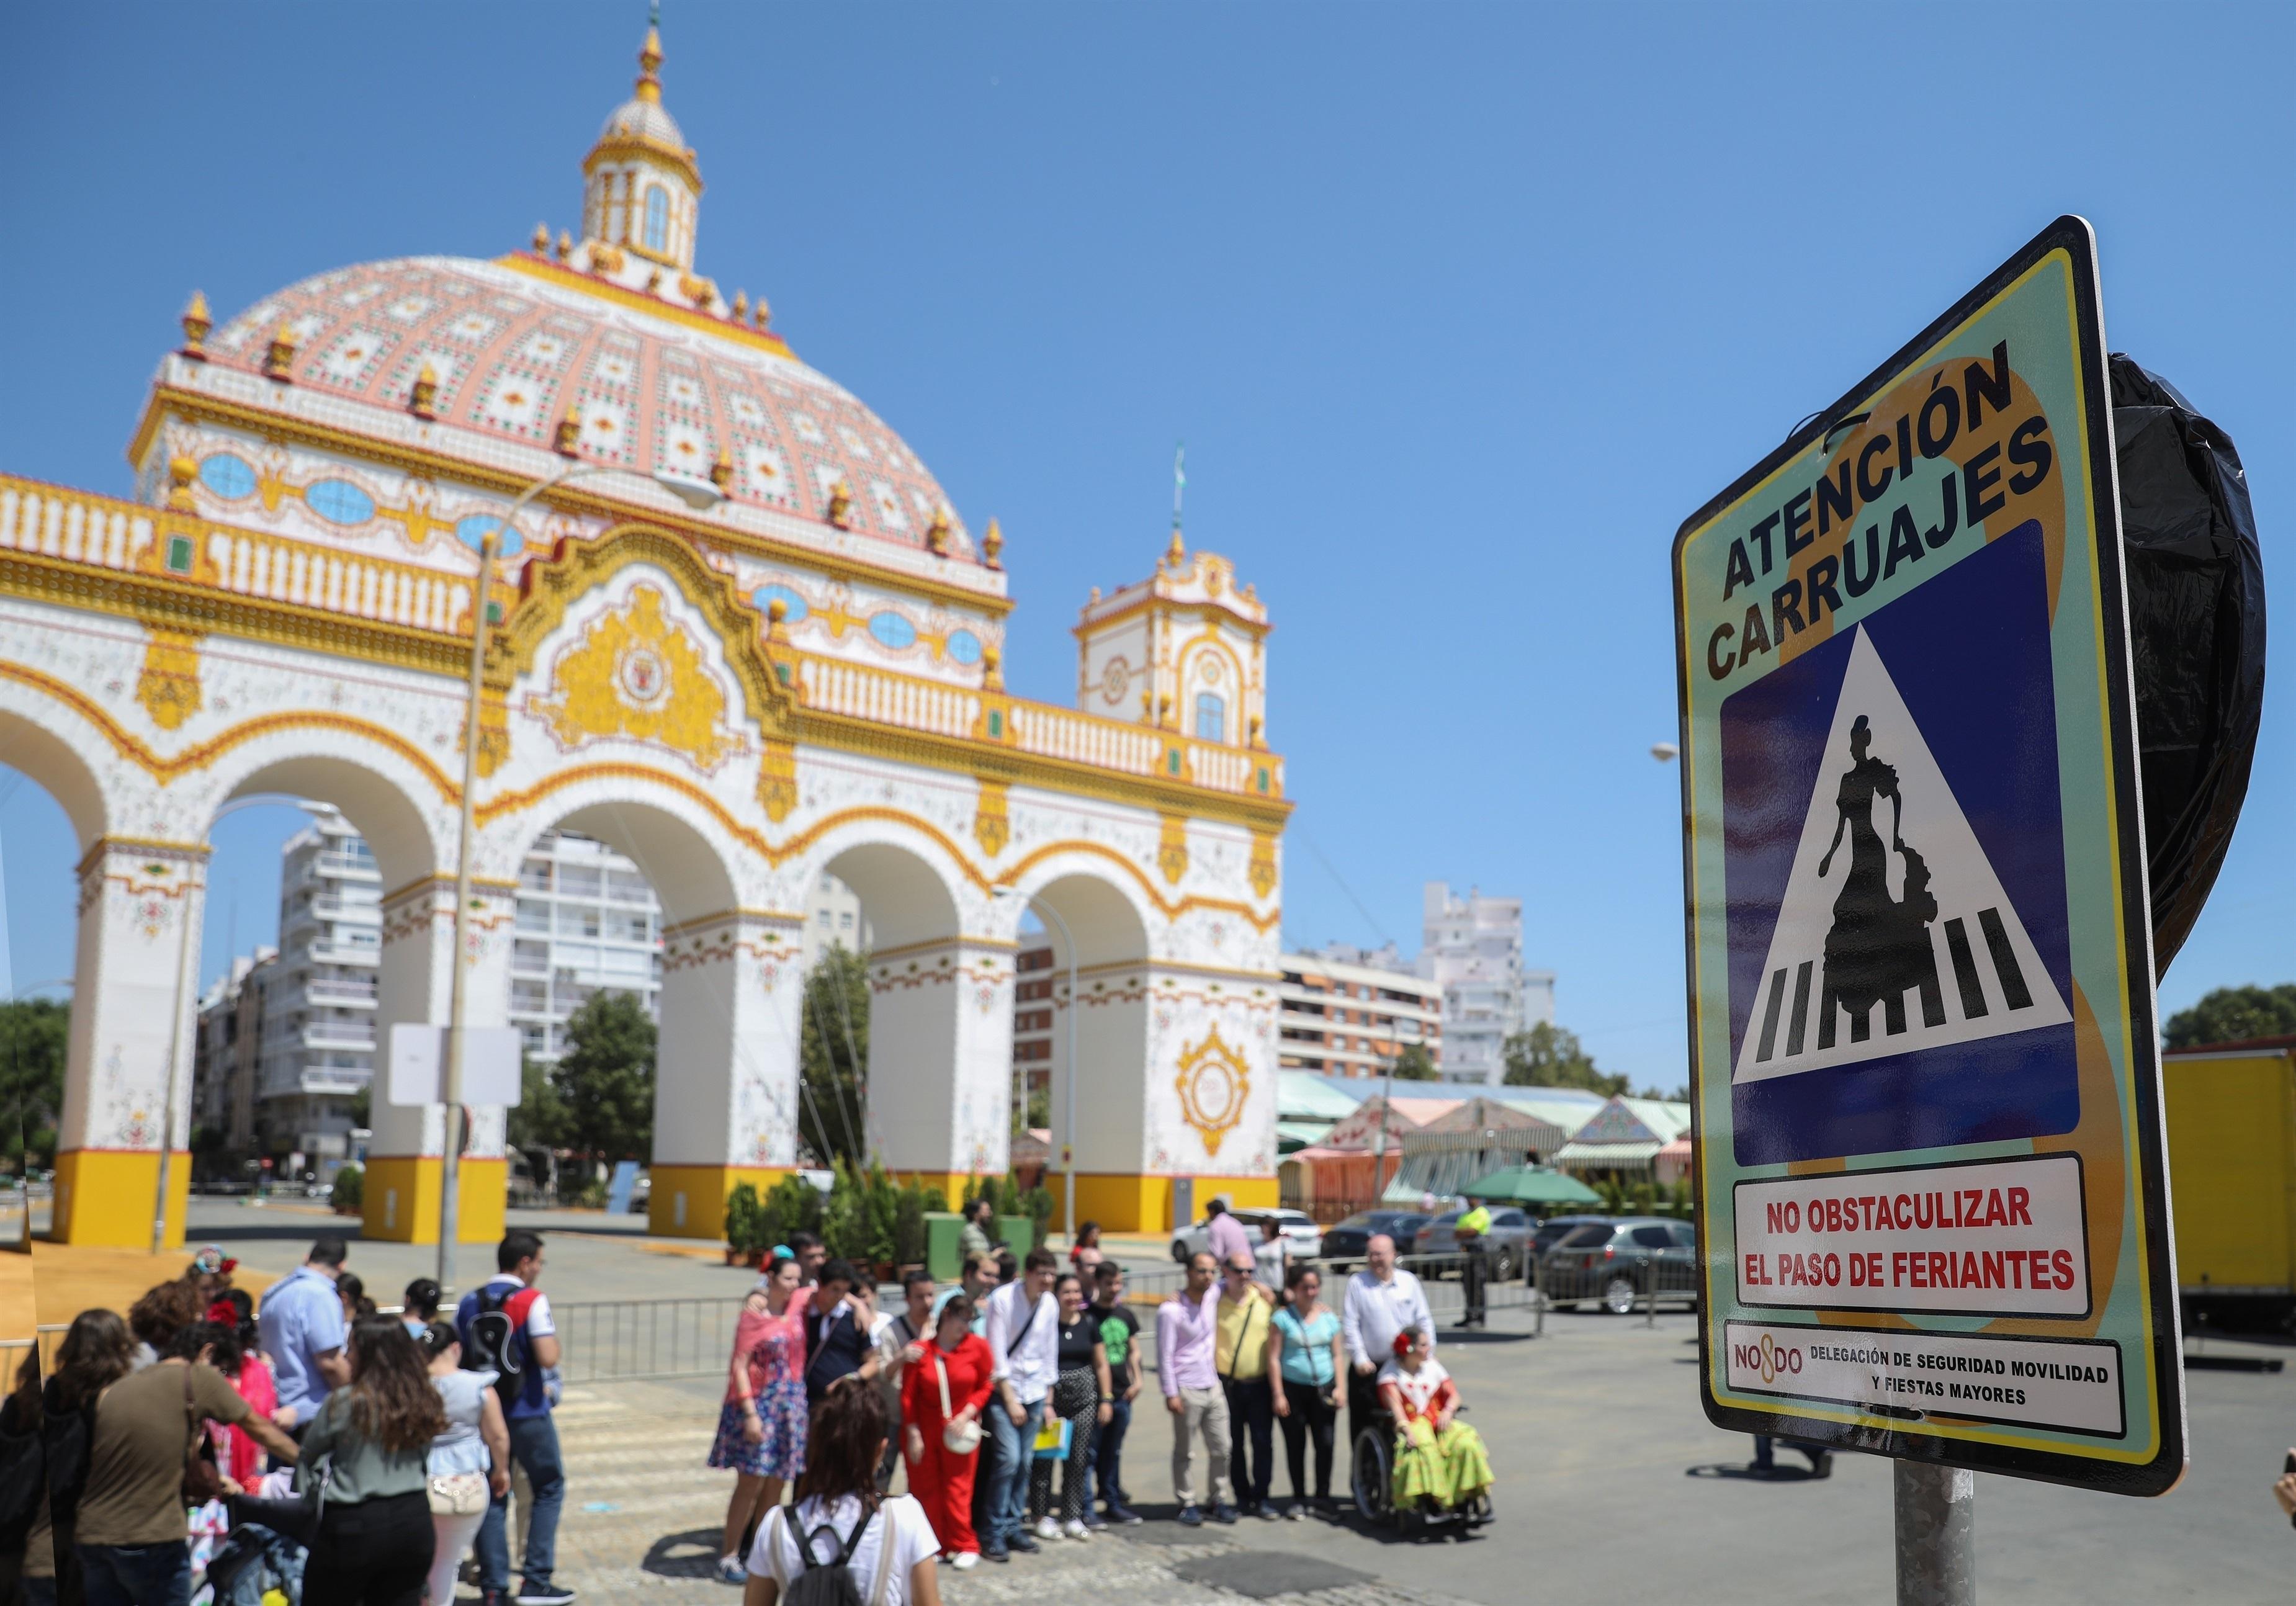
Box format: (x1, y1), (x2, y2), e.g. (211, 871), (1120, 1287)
(1893, 1461), (1974, 1606)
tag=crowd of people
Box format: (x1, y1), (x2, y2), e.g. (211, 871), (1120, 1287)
(0, 1204), (1496, 1606)
(2, 1231), (573, 1606)
(711, 1206), (1493, 1597)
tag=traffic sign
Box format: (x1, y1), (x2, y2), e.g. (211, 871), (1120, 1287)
(387, 1022), (523, 1108)
(1673, 217), (2184, 1494)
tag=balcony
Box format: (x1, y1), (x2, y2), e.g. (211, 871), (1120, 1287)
(303, 978), (377, 1008)
(308, 941), (380, 967)
(309, 895), (379, 924)
(301, 1021), (375, 1051)
(315, 851), (380, 881)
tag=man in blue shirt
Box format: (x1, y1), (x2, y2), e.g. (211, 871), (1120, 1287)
(256, 1235), (352, 1430)
(457, 1230), (573, 1606)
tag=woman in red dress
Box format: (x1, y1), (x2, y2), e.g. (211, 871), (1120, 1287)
(900, 1293), (993, 1566)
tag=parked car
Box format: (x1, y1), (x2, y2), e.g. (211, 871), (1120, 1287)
(1170, 1207), (1324, 1263)
(627, 1170), (652, 1214)
(1321, 1209), (1432, 1262)
(1411, 1208), (1537, 1281)
(1538, 1216), (1698, 1313)
(1529, 1214), (1612, 1259)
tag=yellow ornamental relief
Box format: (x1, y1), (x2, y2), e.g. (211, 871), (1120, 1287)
(135, 628), (204, 732)
(529, 583), (745, 772)
(1157, 814), (1190, 886)
(757, 738), (798, 823)
(1248, 831), (1278, 899)
(974, 778), (1011, 858)
(1175, 1027), (1250, 1157)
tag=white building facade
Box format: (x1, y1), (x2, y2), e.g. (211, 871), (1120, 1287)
(1417, 882), (1555, 1085)
(1276, 943), (1442, 1079)
(2, 19), (1288, 1245)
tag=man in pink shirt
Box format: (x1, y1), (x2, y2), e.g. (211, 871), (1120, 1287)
(1205, 1200), (1254, 1268)
(1156, 1252), (1235, 1525)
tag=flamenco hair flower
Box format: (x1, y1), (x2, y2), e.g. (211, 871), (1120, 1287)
(1392, 1330), (1414, 1358)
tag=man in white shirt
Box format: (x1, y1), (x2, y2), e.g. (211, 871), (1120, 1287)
(980, 1247), (1059, 1559)
(1341, 1234), (1434, 1445)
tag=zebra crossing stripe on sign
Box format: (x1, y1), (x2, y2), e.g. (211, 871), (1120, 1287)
(1731, 625), (2070, 1085)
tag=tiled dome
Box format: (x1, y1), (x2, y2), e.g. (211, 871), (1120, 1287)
(599, 96), (684, 149)
(204, 253), (972, 559)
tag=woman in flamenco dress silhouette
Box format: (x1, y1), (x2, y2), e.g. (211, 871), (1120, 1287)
(1817, 716), (1940, 1043)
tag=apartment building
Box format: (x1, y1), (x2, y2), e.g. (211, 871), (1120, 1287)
(1012, 943), (1059, 1114)
(255, 810), (382, 1167)
(191, 948), (276, 1160)
(509, 829), (666, 1062)
(1417, 882), (1555, 1085)
(1276, 942), (1443, 1079)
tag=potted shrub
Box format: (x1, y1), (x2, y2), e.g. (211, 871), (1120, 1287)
(330, 1162), (364, 1217)
(724, 1182), (763, 1267)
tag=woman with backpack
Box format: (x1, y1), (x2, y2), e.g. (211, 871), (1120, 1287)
(295, 1315), (446, 1606)
(746, 1377), (942, 1606)
(899, 1294), (990, 1569)
(715, 1252), (811, 1585)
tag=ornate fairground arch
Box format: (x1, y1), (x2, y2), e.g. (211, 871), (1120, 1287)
(0, 19), (1288, 1245)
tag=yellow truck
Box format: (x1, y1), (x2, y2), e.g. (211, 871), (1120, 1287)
(2162, 1037), (2296, 1332)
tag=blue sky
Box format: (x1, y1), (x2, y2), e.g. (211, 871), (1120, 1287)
(1, 2), (2289, 1088)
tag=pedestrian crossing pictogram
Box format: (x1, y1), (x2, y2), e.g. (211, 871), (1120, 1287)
(1731, 626), (2070, 1086)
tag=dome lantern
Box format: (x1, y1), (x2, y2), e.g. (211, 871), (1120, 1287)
(581, 7), (702, 272)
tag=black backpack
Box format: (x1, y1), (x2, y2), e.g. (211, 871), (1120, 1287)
(463, 1286), (527, 1410)
(779, 1505), (880, 1606)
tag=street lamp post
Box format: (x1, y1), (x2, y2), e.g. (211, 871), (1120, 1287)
(155, 792), (313, 1254)
(435, 462), (722, 1288)
(995, 887), (1080, 1240)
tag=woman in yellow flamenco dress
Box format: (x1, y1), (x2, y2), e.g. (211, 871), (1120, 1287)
(1376, 1326), (1492, 1510)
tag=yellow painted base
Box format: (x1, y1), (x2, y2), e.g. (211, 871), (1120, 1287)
(359, 1157), (508, 1245)
(650, 1164), (794, 1240)
(52, 1150), (191, 1247)
(1060, 1173), (1277, 1234)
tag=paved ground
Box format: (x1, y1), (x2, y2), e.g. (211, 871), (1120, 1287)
(496, 1306), (2292, 1605)
(166, 1200), (2296, 1602)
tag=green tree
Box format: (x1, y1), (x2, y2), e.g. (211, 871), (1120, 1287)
(506, 1054), (572, 1152)
(1012, 1083), (1049, 1137)
(2164, 984), (2296, 1050)
(552, 992), (655, 1162)
(1389, 1043), (1437, 1082)
(1502, 1021), (1628, 1097)
(0, 999), (68, 1170)
(800, 945), (872, 1168)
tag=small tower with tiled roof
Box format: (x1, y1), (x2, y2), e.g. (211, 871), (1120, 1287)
(582, 7), (702, 272)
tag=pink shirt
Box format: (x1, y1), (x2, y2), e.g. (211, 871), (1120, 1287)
(1207, 1213), (1254, 1268)
(728, 1290), (810, 1404)
(213, 1356), (278, 1484)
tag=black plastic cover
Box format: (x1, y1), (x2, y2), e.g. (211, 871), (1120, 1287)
(2110, 354), (2266, 977)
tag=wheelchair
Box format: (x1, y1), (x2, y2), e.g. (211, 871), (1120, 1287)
(1348, 1397), (1494, 1539)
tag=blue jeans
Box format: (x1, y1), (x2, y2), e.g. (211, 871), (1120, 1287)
(983, 1393), (1046, 1550)
(1088, 1396), (1132, 1509)
(477, 1411), (566, 1589)
(76, 1542), (191, 1606)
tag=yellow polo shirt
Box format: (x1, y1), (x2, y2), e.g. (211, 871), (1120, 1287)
(1216, 1290), (1270, 1381)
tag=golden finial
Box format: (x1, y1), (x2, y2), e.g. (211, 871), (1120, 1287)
(982, 645), (1005, 692)
(765, 596), (789, 635)
(753, 297), (771, 330)
(179, 292), (211, 359)
(1088, 585), (1101, 604)
(554, 402), (583, 457)
(166, 454), (199, 513)
(982, 517), (1003, 570)
(925, 506), (951, 556)
(635, 4), (665, 104)
(408, 362), (439, 420)
(1165, 526), (1186, 567)
(531, 222), (550, 253)
(262, 321), (298, 380)
(556, 230), (573, 262)
(731, 290), (748, 322)
(709, 446), (734, 492)
(1249, 714), (1264, 748)
(825, 479), (853, 528)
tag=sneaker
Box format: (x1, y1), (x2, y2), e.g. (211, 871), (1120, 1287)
(1175, 1504), (1204, 1527)
(1062, 1518), (1090, 1540)
(1286, 1501), (1308, 1521)
(952, 1552), (980, 1571)
(1010, 1532), (1041, 1554)
(1211, 1504), (1239, 1525)
(715, 1554), (747, 1586)
(1034, 1515), (1062, 1541)
(1082, 1513), (1108, 1532)
(1106, 1503), (1144, 1526)
(1254, 1501), (1282, 1521)
(516, 1587), (578, 1605)
(984, 1544), (1009, 1564)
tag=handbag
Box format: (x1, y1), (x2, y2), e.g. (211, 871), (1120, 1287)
(1031, 1416), (1071, 1461)
(936, 1354), (981, 1456)
(428, 1469), (489, 1517)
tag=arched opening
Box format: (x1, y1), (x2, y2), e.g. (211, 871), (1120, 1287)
(1010, 873), (1153, 1227)
(0, 719), (110, 1262)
